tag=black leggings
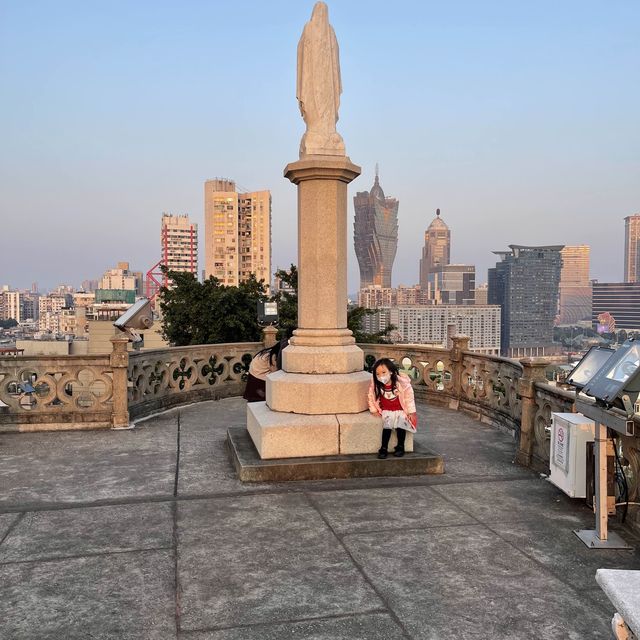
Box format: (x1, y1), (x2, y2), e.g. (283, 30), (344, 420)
(381, 428), (406, 450)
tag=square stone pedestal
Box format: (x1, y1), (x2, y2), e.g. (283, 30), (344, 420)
(247, 402), (414, 459)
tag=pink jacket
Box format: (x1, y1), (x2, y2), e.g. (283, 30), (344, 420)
(367, 373), (417, 417)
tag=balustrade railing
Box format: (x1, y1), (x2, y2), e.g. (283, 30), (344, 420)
(127, 342), (262, 419)
(0, 353), (114, 431)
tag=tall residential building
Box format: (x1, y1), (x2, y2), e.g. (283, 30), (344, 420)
(204, 179), (271, 288)
(5, 291), (23, 323)
(488, 245), (563, 357)
(419, 209), (450, 290)
(429, 264), (475, 305)
(557, 245), (591, 325)
(358, 285), (430, 308)
(81, 279), (99, 292)
(624, 214), (640, 283)
(475, 283), (488, 306)
(161, 213), (198, 279)
(361, 305), (501, 355)
(99, 262), (143, 295)
(353, 169), (399, 289)
(38, 294), (69, 332)
(592, 282), (640, 332)
(22, 292), (40, 322)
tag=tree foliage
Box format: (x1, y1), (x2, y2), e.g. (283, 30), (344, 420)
(273, 264), (393, 344)
(159, 269), (267, 346)
(0, 318), (18, 329)
(347, 306), (395, 344)
(273, 265), (298, 340)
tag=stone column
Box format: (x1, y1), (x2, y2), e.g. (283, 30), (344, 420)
(247, 155), (389, 459)
(515, 357), (548, 466)
(110, 334), (130, 429)
(266, 156), (371, 415)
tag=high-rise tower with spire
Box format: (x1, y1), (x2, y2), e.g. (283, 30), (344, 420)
(353, 167), (399, 289)
(419, 209), (450, 290)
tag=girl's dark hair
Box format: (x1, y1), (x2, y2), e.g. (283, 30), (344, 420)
(372, 358), (399, 399)
(255, 339), (286, 368)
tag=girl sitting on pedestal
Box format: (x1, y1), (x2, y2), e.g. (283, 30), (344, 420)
(367, 358), (417, 459)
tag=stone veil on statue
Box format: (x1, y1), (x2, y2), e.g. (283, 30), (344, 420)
(296, 1), (346, 157)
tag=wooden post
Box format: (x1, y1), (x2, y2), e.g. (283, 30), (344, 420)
(110, 334), (130, 429)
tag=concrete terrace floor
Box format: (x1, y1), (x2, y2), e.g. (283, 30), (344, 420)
(2, 399), (640, 639)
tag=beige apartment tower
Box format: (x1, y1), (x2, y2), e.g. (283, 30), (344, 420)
(625, 214), (640, 283)
(558, 245), (591, 325)
(161, 213), (198, 276)
(204, 179), (271, 288)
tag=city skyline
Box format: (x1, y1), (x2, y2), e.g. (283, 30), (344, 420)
(1, 1), (639, 291)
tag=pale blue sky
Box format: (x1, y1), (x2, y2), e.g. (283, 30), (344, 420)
(1, 0), (638, 293)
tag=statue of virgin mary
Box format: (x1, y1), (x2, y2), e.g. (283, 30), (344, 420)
(296, 2), (346, 157)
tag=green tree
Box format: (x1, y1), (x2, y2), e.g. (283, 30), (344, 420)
(272, 265), (393, 344)
(0, 318), (18, 329)
(347, 306), (395, 344)
(159, 269), (267, 346)
(273, 265), (298, 340)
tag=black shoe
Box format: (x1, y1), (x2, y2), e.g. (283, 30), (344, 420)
(377, 448), (388, 459)
(393, 447), (405, 457)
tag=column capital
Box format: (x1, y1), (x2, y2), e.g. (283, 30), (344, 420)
(284, 156), (361, 185)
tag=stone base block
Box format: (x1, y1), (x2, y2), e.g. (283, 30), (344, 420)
(282, 345), (364, 374)
(267, 370), (370, 414)
(247, 402), (339, 459)
(228, 427), (444, 482)
(337, 412), (414, 454)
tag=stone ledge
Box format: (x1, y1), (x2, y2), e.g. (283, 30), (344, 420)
(227, 426), (444, 482)
(596, 569), (640, 638)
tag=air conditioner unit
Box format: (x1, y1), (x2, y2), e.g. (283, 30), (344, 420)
(549, 412), (595, 498)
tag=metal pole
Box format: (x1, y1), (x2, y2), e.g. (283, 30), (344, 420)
(595, 421), (608, 541)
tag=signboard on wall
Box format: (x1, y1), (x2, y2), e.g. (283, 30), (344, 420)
(553, 420), (570, 472)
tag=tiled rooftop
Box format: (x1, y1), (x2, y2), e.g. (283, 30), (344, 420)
(1, 397), (639, 639)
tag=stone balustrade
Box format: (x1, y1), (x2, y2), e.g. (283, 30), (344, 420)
(127, 341), (262, 420)
(0, 352), (115, 432)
